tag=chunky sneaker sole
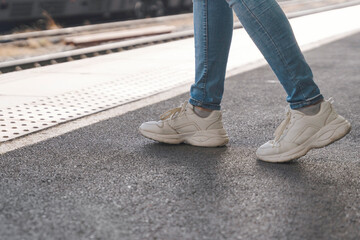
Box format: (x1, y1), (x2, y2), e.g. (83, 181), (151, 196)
(256, 114), (351, 163)
(139, 128), (229, 147)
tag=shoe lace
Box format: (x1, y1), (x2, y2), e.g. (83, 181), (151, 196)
(160, 101), (188, 120)
(273, 106), (292, 145)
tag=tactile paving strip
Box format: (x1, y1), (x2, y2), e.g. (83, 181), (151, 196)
(0, 66), (193, 142)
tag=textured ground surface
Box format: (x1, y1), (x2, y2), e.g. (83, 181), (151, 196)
(0, 33), (359, 240)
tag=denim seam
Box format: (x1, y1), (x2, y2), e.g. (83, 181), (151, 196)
(290, 93), (323, 104)
(201, 0), (209, 103)
(239, 0), (306, 100)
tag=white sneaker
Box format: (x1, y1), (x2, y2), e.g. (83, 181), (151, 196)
(256, 98), (351, 163)
(139, 101), (229, 147)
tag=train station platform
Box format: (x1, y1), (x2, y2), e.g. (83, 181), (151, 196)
(1, 4), (360, 150)
(0, 5), (359, 240)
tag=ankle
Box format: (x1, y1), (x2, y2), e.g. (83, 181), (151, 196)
(297, 100), (323, 116)
(193, 106), (213, 118)
(195, 106), (213, 112)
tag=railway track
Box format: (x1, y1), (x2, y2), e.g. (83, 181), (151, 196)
(0, 0), (350, 44)
(0, 0), (359, 74)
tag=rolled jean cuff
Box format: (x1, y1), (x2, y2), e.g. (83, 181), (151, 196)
(290, 94), (324, 109)
(189, 98), (221, 110)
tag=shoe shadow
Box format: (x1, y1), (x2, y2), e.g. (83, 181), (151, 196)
(140, 142), (228, 166)
(254, 159), (349, 238)
(138, 142), (229, 195)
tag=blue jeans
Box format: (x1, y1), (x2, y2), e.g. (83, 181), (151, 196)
(189, 0), (324, 110)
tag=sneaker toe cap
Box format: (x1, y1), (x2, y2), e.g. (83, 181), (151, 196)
(256, 141), (298, 157)
(139, 121), (177, 135)
(256, 141), (275, 156)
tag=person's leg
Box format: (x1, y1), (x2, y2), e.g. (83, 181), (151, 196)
(189, 0), (234, 110)
(226, 0), (323, 109)
(139, 0), (233, 147)
(224, 0), (350, 162)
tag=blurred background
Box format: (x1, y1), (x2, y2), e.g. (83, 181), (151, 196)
(0, 0), (356, 67)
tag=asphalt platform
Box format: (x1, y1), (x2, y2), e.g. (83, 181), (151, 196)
(0, 33), (359, 240)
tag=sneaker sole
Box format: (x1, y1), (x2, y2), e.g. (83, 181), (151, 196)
(139, 128), (229, 147)
(256, 115), (351, 163)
